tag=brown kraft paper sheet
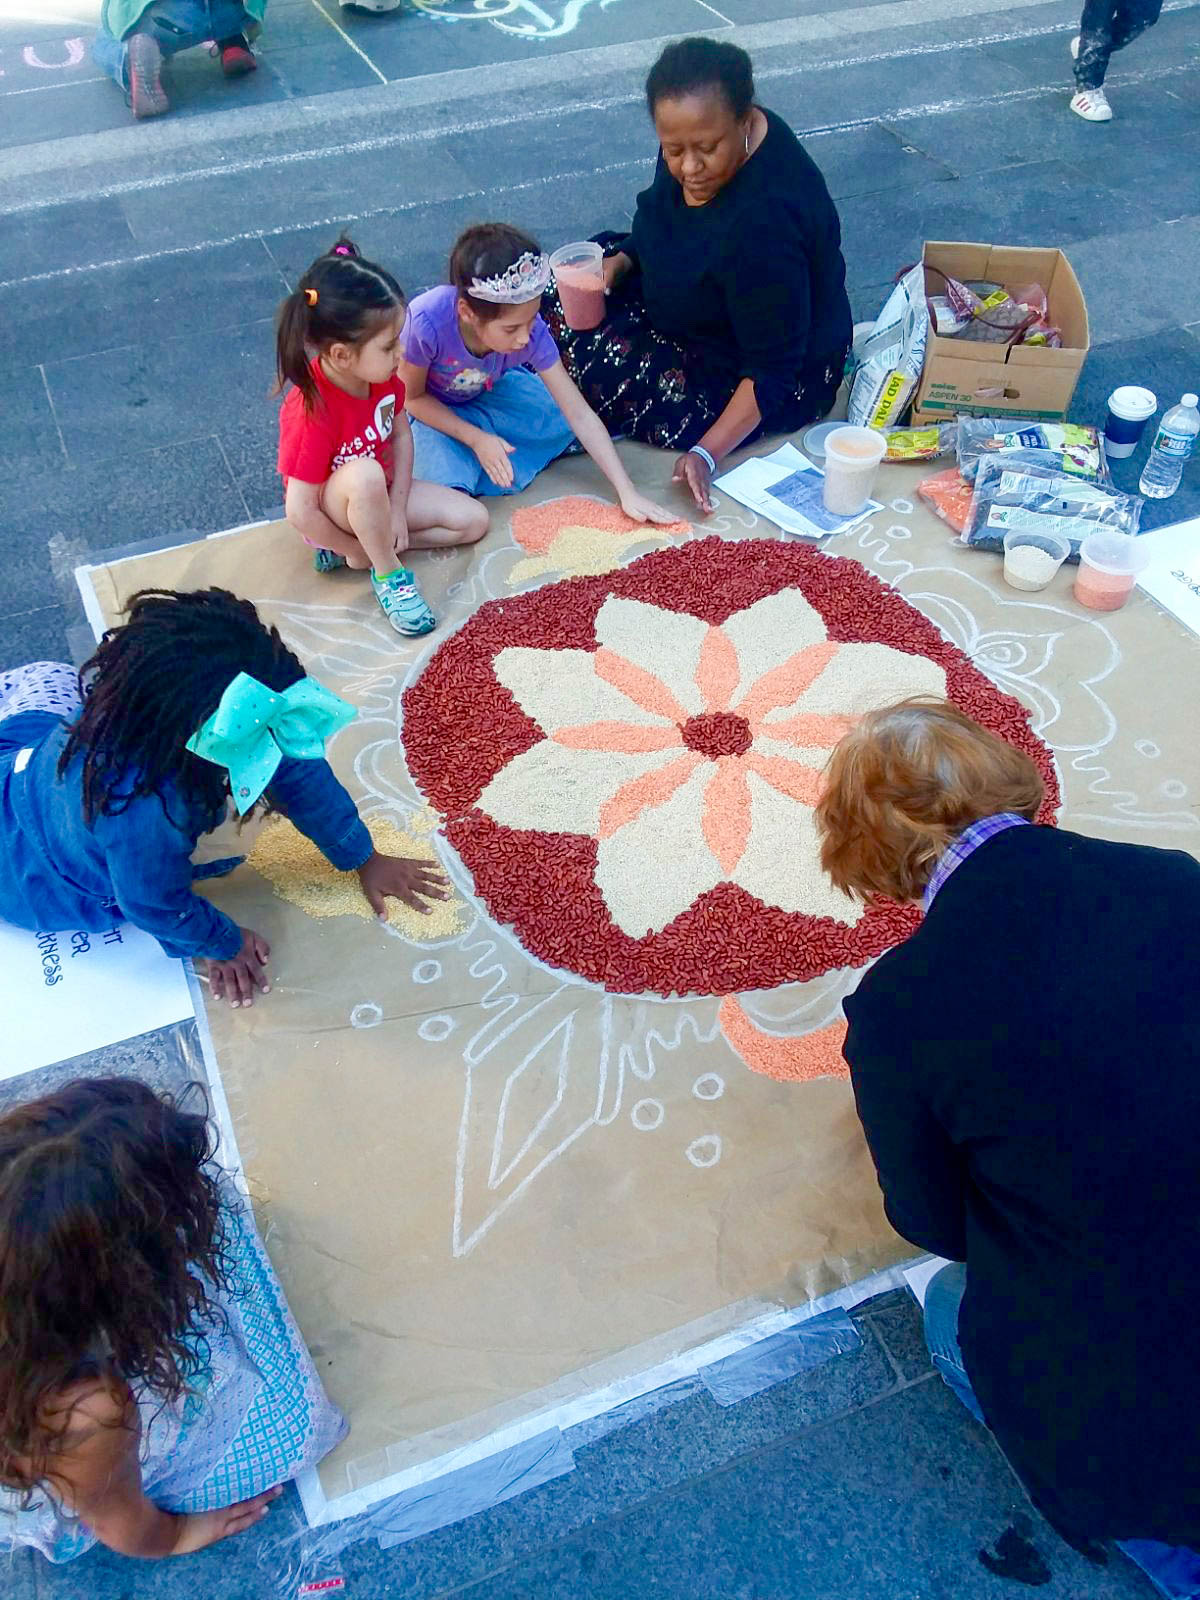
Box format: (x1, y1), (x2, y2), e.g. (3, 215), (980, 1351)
(82, 442), (1200, 1502)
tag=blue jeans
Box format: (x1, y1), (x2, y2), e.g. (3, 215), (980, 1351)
(409, 368), (575, 498)
(92, 0), (256, 90)
(923, 1262), (1200, 1600)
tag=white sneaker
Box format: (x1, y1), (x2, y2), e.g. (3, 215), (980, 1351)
(1070, 86), (1113, 120)
(340, 0), (401, 9)
(1070, 34), (1080, 58)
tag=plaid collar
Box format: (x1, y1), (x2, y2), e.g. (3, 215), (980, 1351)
(923, 813), (1031, 913)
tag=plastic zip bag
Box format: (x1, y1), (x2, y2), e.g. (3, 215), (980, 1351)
(961, 457), (1143, 559)
(957, 418), (1111, 485)
(917, 467), (974, 534)
(882, 423), (957, 462)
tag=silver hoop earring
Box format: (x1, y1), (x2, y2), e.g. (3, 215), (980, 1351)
(744, 131), (750, 155)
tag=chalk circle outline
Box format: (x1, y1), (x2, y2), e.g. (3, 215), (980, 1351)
(686, 1134), (722, 1168)
(631, 1098), (665, 1131)
(1135, 739), (1161, 759)
(692, 1073), (725, 1101)
(889, 500), (915, 515)
(1160, 778), (1188, 800)
(413, 959), (443, 984)
(350, 1002), (383, 1029)
(418, 1014), (456, 1043)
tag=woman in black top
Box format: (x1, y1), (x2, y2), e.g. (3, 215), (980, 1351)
(545, 37), (852, 514)
(814, 699), (1200, 1596)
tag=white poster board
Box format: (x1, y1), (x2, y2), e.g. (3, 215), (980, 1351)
(0, 918), (195, 1083)
(1137, 516), (1200, 636)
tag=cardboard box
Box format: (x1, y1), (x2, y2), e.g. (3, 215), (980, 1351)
(910, 241), (1089, 424)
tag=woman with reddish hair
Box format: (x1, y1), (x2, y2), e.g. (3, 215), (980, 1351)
(815, 699), (1200, 1596)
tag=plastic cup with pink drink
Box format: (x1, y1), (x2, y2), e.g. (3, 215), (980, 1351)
(1073, 529), (1151, 612)
(822, 426), (887, 517)
(549, 241), (607, 332)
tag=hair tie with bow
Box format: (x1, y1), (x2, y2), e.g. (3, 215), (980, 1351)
(186, 673), (357, 813)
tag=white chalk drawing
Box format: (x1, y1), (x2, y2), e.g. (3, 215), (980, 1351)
(22, 38), (87, 70)
(251, 492), (1193, 1258)
(686, 1134), (722, 1169)
(419, 1015), (456, 1043)
(410, 0), (615, 38)
(452, 976), (620, 1255)
(631, 1097), (665, 1131)
(350, 1002), (384, 1029)
(692, 1073), (724, 1101)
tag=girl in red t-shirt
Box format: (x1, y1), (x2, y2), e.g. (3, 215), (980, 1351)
(276, 237), (487, 636)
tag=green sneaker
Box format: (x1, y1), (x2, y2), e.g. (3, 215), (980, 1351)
(313, 547), (348, 574)
(370, 567), (437, 636)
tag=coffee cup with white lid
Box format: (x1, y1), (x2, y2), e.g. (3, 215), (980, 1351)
(1104, 386), (1157, 458)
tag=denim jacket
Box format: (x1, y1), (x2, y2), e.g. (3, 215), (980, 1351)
(0, 717), (372, 961)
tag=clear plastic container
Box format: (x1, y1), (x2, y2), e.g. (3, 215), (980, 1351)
(1002, 529), (1070, 591)
(549, 241), (606, 331)
(822, 426), (887, 517)
(1073, 530), (1151, 612)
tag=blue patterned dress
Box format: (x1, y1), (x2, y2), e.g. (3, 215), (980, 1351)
(1, 1198), (346, 1562)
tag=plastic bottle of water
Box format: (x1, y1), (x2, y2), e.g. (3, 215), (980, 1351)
(1139, 393), (1200, 499)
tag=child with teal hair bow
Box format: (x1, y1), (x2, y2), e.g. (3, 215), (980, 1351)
(0, 588), (446, 1008)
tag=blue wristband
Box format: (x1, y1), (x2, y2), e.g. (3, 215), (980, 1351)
(689, 445), (716, 474)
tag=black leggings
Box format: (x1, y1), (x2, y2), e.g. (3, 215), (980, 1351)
(1075, 0), (1162, 88)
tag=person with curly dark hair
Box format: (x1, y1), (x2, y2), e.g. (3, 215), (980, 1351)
(0, 1077), (344, 1560)
(544, 36), (851, 515)
(0, 587), (446, 1006)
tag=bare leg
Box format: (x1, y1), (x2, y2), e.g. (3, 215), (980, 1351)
(404, 480), (489, 550)
(318, 459), (399, 573)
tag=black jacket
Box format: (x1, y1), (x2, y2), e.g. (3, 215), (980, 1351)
(843, 824), (1200, 1546)
(624, 108), (852, 424)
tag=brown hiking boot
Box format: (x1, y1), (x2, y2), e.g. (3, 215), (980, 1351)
(128, 31), (168, 118)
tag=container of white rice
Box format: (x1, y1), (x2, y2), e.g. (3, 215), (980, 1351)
(1002, 528), (1071, 592)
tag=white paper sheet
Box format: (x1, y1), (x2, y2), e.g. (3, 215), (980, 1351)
(714, 442), (883, 538)
(0, 918), (194, 1082)
(1136, 517), (1200, 636)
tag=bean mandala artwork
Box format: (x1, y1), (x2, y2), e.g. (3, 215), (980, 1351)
(246, 498), (1087, 1249)
(403, 535), (1059, 998)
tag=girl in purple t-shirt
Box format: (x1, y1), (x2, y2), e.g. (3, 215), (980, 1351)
(400, 223), (672, 521)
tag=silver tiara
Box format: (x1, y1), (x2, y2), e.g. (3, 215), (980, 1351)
(468, 250), (551, 304)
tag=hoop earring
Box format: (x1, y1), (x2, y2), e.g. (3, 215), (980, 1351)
(744, 130), (750, 155)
